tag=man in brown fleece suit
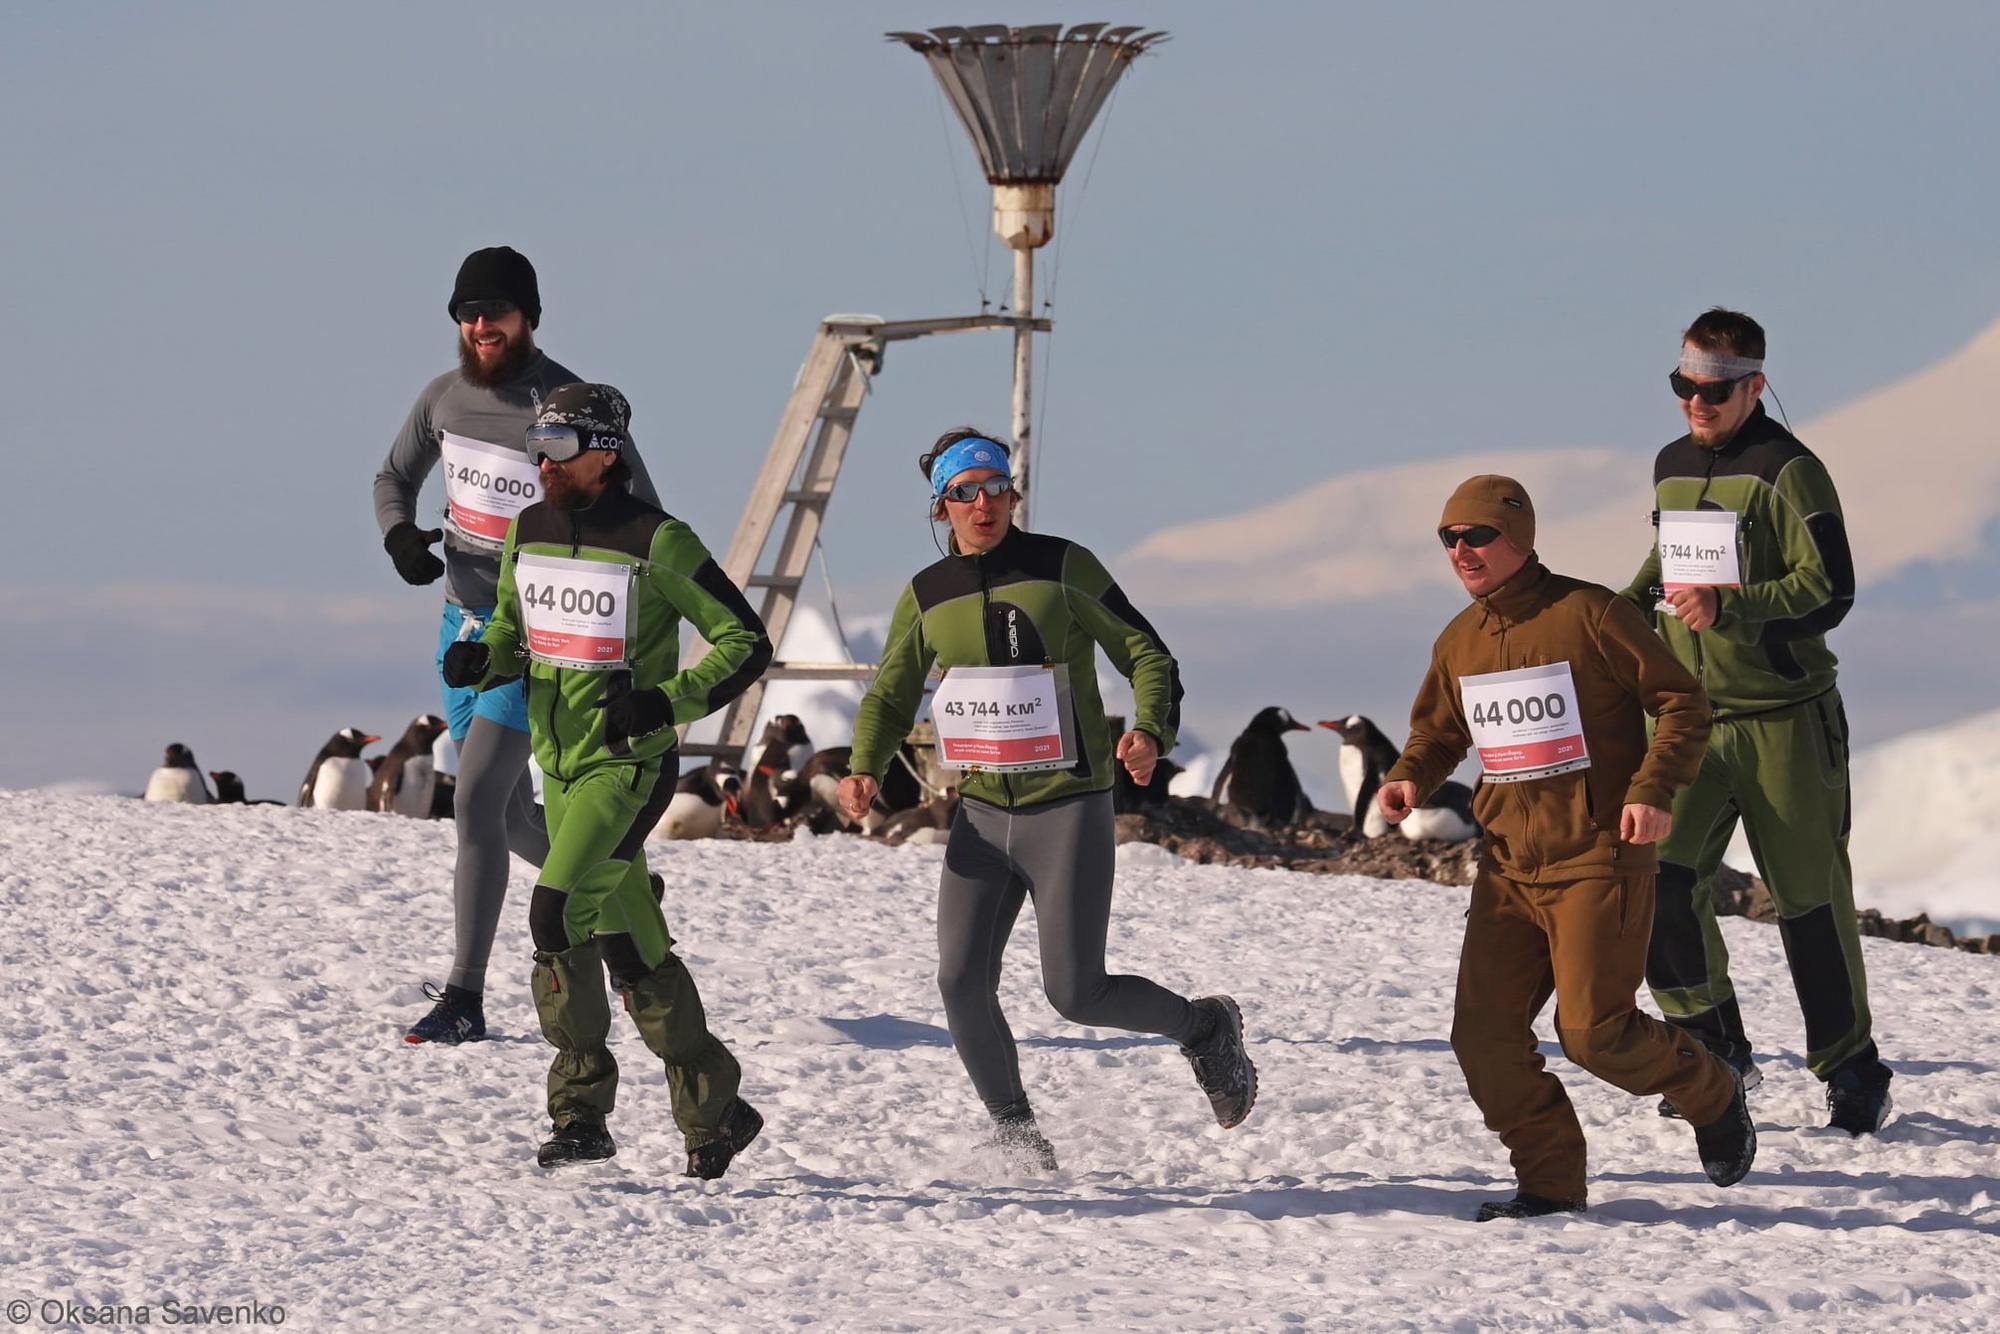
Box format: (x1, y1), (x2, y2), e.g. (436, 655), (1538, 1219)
(1378, 475), (1756, 1221)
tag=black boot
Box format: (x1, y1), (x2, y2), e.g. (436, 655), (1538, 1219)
(1826, 1051), (1894, 1135)
(1659, 999), (1757, 1118)
(1475, 1192), (1586, 1222)
(1179, 995), (1258, 1129)
(685, 1099), (763, 1180)
(1693, 1069), (1757, 1187)
(537, 1119), (616, 1169)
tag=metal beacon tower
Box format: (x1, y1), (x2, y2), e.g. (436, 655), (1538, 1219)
(684, 23), (1165, 764)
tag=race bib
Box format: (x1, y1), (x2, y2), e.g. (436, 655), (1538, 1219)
(441, 431), (542, 551)
(931, 664), (1077, 772)
(1657, 509), (1742, 594)
(515, 553), (635, 671)
(1460, 662), (1590, 783)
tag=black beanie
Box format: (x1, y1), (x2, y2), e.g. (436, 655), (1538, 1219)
(448, 246), (541, 328)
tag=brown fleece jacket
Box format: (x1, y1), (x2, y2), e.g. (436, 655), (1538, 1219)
(1385, 559), (1711, 883)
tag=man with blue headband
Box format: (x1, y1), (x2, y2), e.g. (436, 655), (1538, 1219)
(838, 427), (1256, 1172)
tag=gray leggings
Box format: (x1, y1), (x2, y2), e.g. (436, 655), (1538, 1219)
(447, 716), (549, 992)
(937, 789), (1199, 1117)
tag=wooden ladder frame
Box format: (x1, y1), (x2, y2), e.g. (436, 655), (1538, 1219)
(679, 312), (1050, 763)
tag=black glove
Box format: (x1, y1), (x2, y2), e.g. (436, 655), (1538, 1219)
(596, 680), (675, 737)
(384, 522), (446, 586)
(441, 640), (490, 689)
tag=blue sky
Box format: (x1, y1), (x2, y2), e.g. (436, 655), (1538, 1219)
(5, 3), (1998, 797)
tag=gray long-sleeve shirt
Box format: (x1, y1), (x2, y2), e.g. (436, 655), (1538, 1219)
(374, 350), (660, 608)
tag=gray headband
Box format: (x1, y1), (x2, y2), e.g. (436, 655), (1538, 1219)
(1679, 348), (1764, 378)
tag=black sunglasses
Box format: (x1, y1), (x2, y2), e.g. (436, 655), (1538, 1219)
(940, 477), (1013, 504)
(455, 299), (518, 324)
(1438, 524), (1502, 550)
(1669, 370), (1752, 405)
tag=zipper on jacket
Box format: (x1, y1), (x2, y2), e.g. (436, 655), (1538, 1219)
(1496, 611), (1538, 876)
(972, 550), (1018, 808)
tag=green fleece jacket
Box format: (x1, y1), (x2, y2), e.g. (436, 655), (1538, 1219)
(850, 527), (1183, 810)
(1623, 404), (1855, 718)
(475, 487), (771, 781)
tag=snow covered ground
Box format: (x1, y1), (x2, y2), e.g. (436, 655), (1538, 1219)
(4, 791), (1998, 1330)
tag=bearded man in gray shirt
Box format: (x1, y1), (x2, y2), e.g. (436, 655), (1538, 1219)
(375, 245), (660, 1044)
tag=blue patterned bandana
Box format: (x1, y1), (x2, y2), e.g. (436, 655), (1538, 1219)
(928, 437), (1011, 496)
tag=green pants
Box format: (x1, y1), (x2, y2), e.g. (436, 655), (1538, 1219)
(1645, 690), (1875, 1078)
(530, 758), (742, 1147)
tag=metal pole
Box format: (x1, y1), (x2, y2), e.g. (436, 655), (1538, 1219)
(1011, 245), (1034, 527)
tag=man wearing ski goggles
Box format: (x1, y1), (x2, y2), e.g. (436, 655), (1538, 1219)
(526, 422), (626, 467)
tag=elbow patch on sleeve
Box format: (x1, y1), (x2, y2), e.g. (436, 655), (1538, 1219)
(1761, 511), (1856, 641)
(1094, 580), (1185, 737)
(688, 558), (774, 705)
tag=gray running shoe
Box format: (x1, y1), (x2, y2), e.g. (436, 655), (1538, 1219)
(989, 1110), (1059, 1173)
(1180, 995), (1257, 1129)
(405, 982), (486, 1045)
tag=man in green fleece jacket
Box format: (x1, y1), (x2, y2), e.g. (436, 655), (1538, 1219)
(442, 382), (772, 1176)
(837, 428), (1255, 1172)
(1625, 308), (1893, 1135)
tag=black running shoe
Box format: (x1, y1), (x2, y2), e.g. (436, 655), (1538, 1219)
(1659, 1048), (1761, 1119)
(686, 1100), (764, 1180)
(1474, 1192), (1586, 1222)
(1826, 1057), (1894, 1135)
(1693, 1070), (1757, 1187)
(537, 1119), (616, 1168)
(989, 1110), (1059, 1173)
(404, 982), (486, 1045)
(1180, 995), (1257, 1129)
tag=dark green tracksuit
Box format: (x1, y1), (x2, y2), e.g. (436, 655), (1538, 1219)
(477, 487), (772, 1145)
(1623, 403), (1878, 1079)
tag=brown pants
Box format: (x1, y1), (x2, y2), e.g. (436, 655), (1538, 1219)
(1452, 867), (1734, 1201)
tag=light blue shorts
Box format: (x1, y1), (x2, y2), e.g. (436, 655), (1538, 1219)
(437, 604), (530, 741)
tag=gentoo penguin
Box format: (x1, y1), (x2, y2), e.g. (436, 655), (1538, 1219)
(1210, 707), (1312, 828)
(656, 762), (744, 840)
(766, 712), (815, 775)
(879, 789), (960, 846)
(369, 714), (449, 817)
(737, 715), (813, 831)
(1317, 715), (1479, 842)
(795, 743), (925, 835)
(1113, 753), (1182, 815)
(429, 731), (459, 819)
(208, 771), (283, 806)
(298, 727), (380, 809)
(144, 743), (212, 803)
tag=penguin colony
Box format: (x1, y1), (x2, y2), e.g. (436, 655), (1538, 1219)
(142, 703), (1477, 845)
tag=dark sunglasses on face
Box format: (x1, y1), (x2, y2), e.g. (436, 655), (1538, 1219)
(1438, 524), (1503, 550)
(455, 299), (518, 324)
(941, 477), (1013, 504)
(1669, 370), (1752, 405)
(526, 424), (585, 466)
